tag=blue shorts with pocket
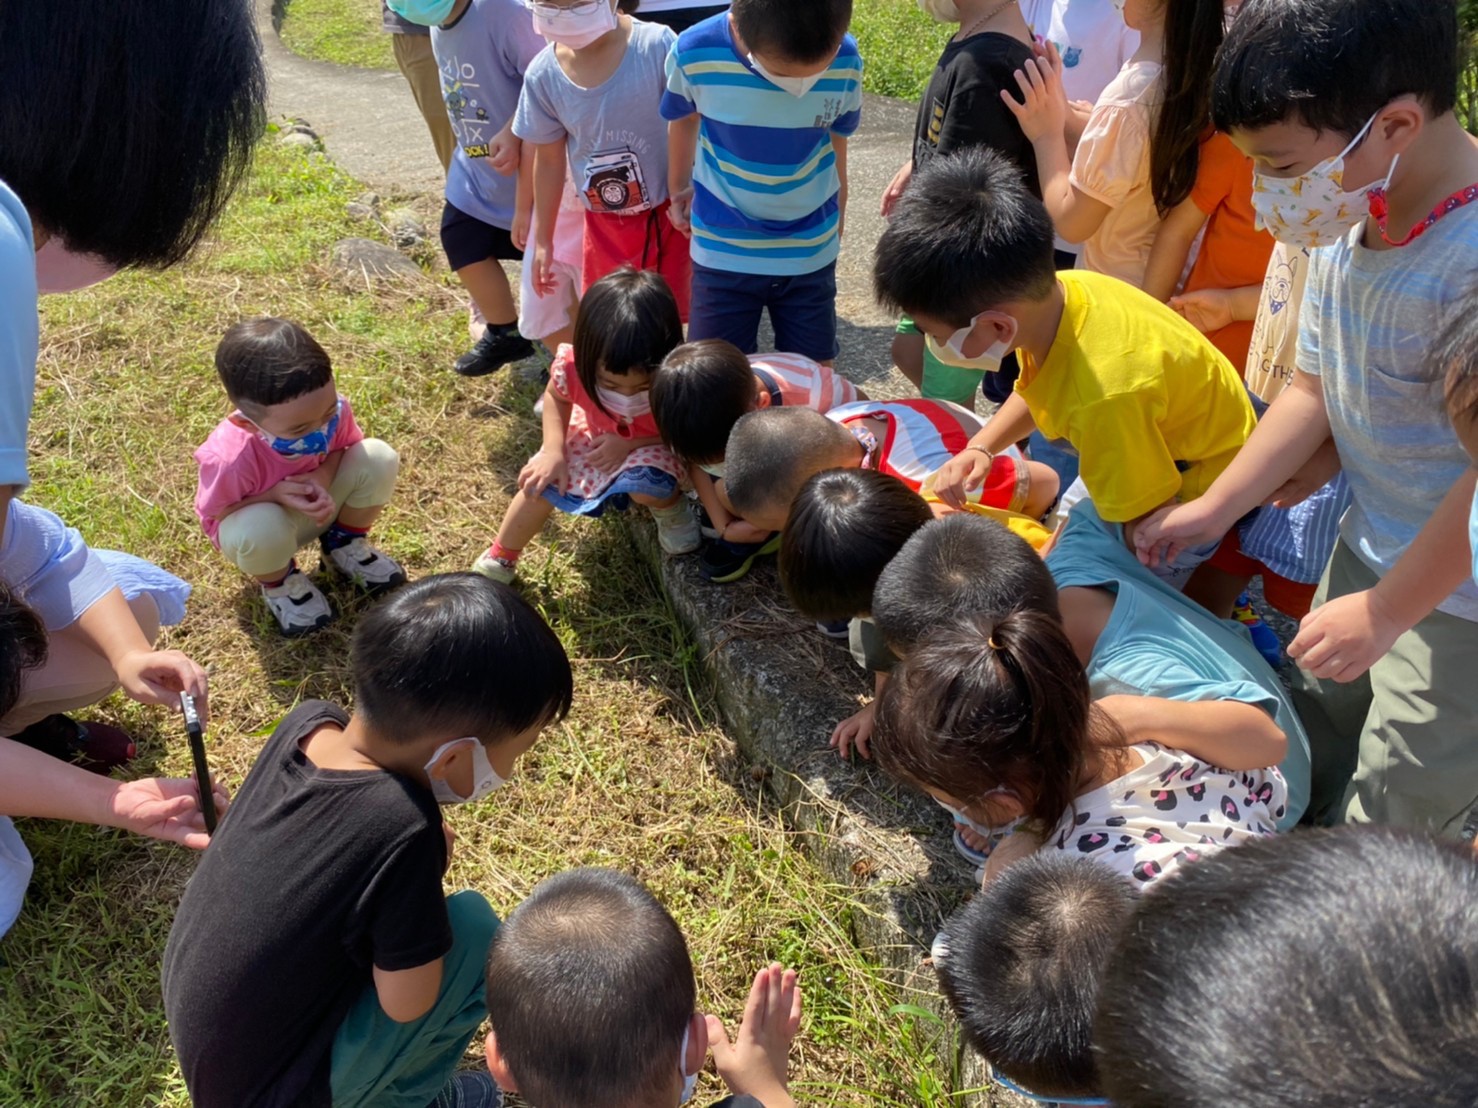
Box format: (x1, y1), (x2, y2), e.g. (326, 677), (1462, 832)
(687, 261), (839, 362)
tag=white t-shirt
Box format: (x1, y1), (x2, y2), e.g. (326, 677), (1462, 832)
(1018, 0), (1139, 102)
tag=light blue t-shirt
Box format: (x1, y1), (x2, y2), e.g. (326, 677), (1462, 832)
(1297, 205), (1478, 621)
(0, 179), (37, 491)
(514, 19), (676, 216)
(432, 0), (546, 229)
(1046, 502), (1311, 829)
(1470, 484), (1478, 585)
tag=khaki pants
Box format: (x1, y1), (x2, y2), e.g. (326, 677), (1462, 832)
(1291, 540), (1478, 836)
(392, 33), (455, 174)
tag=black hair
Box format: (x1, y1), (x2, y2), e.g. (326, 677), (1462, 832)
(779, 468), (933, 622)
(871, 513), (1059, 653)
(1149, 0), (1227, 214)
(731, 0), (852, 65)
(486, 868), (696, 1108)
(649, 340), (757, 464)
(1211, 0), (1459, 137)
(215, 318), (334, 415)
(723, 407), (857, 520)
(1438, 284), (1478, 443)
(1095, 826), (1478, 1108)
(573, 267), (684, 422)
(0, 1), (264, 269)
(873, 148), (1056, 330)
(352, 574), (573, 744)
(0, 582), (48, 720)
(937, 853), (1135, 1099)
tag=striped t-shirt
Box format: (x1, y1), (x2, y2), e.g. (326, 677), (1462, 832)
(660, 14), (863, 276)
(750, 352), (860, 412)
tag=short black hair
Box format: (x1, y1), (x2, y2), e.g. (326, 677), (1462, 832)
(779, 468), (933, 621)
(1095, 826), (1478, 1108)
(0, 582), (47, 720)
(732, 0), (853, 65)
(649, 340), (756, 464)
(937, 853), (1135, 1099)
(873, 148), (1057, 330)
(486, 868), (696, 1108)
(352, 574), (573, 744)
(1438, 283), (1478, 442)
(1211, 0), (1459, 137)
(872, 513), (1059, 653)
(574, 267), (684, 422)
(723, 407), (856, 520)
(215, 318), (335, 415)
(0, 0), (264, 269)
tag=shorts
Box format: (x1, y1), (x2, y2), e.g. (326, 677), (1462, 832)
(688, 261), (839, 363)
(440, 201), (521, 272)
(1206, 526), (1319, 619)
(582, 203), (692, 321)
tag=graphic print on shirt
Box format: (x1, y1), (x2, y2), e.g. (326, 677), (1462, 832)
(925, 99), (946, 149)
(441, 54), (495, 158)
(583, 129), (654, 214)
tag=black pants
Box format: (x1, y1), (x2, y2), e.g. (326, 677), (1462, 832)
(638, 3), (729, 32)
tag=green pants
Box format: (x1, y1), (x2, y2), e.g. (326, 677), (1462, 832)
(1292, 541), (1478, 836)
(330, 891), (499, 1108)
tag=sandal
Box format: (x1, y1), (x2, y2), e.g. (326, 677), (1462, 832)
(8, 714), (136, 775)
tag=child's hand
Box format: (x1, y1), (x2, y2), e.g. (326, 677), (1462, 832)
(586, 433), (633, 471)
(487, 126), (520, 176)
(881, 159), (912, 218)
(707, 964), (802, 1108)
(512, 206), (532, 252)
(1002, 44), (1069, 144)
(668, 186), (694, 236)
(1132, 498), (1230, 570)
(111, 776), (231, 850)
(931, 449), (994, 511)
(1288, 588), (1405, 684)
(518, 450), (571, 497)
(533, 242), (558, 298)
(274, 478), (336, 526)
(830, 701), (876, 761)
(1169, 288), (1235, 335)
(115, 647), (210, 718)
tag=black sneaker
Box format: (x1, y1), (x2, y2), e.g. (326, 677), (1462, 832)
(453, 326), (535, 377)
(698, 533), (781, 583)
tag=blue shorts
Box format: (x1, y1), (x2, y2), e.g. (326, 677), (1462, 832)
(687, 261), (839, 362)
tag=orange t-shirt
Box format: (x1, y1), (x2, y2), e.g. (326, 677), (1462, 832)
(1183, 132), (1275, 368)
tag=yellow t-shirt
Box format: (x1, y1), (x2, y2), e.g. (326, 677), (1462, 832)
(921, 495), (1055, 550)
(1016, 270), (1256, 523)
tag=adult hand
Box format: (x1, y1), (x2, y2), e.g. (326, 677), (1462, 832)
(1268, 437), (1341, 509)
(1169, 288), (1235, 335)
(1132, 498), (1230, 570)
(586, 433), (633, 472)
(1288, 588), (1404, 683)
(668, 186), (694, 236)
(115, 648), (210, 721)
(707, 964), (802, 1108)
(881, 160), (912, 218)
(518, 450), (571, 497)
(830, 701), (876, 761)
(487, 127), (520, 176)
(1002, 45), (1068, 143)
(274, 478), (336, 527)
(930, 449), (993, 511)
(110, 777), (230, 850)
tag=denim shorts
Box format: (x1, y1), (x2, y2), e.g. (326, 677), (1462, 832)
(687, 261), (839, 362)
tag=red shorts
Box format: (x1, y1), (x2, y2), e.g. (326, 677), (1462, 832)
(581, 203), (692, 322)
(1205, 527), (1318, 619)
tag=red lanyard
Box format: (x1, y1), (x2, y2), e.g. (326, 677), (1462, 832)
(1368, 182), (1478, 247)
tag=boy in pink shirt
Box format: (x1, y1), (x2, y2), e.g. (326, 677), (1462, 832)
(194, 318), (404, 637)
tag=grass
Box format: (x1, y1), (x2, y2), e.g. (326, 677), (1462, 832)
(0, 133), (961, 1105)
(278, 0), (397, 71)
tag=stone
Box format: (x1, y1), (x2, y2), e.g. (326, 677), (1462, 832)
(344, 202), (376, 222)
(383, 207), (428, 249)
(328, 237), (422, 286)
(279, 131), (318, 151)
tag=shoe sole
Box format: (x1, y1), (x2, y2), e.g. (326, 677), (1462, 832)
(320, 554), (408, 595)
(701, 535), (782, 584)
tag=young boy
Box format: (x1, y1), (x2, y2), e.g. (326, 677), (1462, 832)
(1135, 0), (1478, 835)
(873, 147), (1257, 587)
(722, 401), (1058, 535)
(662, 0), (863, 364)
(934, 852), (1135, 1104)
(388, 0), (543, 376)
(163, 574), (574, 1108)
(484, 867), (802, 1108)
(649, 338), (863, 580)
(194, 318), (404, 637)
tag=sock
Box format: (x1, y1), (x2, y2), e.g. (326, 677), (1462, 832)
(259, 560), (296, 589)
(488, 540), (522, 566)
(321, 521), (369, 551)
(650, 501), (686, 520)
(488, 320), (520, 337)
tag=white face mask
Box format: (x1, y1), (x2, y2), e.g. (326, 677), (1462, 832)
(925, 313), (1018, 372)
(698, 460), (727, 478)
(1249, 111), (1398, 249)
(425, 737), (506, 805)
(596, 386), (651, 421)
(748, 53), (824, 97)
(35, 238), (119, 294)
(939, 788), (1020, 838)
(914, 0), (961, 22)
(678, 1024), (697, 1104)
(529, 0), (617, 49)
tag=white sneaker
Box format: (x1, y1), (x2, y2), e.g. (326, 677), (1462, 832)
(261, 569), (334, 638)
(471, 549), (517, 584)
(652, 503), (700, 555)
(322, 536), (407, 593)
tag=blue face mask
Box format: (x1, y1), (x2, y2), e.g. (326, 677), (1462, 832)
(257, 399), (342, 458)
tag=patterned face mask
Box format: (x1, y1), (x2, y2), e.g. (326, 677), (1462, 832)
(253, 398), (342, 458)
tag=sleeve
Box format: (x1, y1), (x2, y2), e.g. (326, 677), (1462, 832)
(193, 436), (266, 527)
(512, 64), (567, 145)
(1, 500), (117, 630)
(548, 345), (577, 403)
(1069, 100), (1150, 207)
(829, 37), (863, 137)
(1133, 661), (1282, 724)
(660, 38), (698, 120)
(362, 827), (454, 972)
(827, 369), (860, 407)
(1294, 248), (1330, 379)
(1189, 132), (1242, 218)
(1069, 392), (1184, 522)
(0, 222), (37, 490)
(975, 452), (1031, 513)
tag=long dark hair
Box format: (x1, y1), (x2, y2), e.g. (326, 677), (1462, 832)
(1150, 0), (1228, 215)
(573, 267), (684, 420)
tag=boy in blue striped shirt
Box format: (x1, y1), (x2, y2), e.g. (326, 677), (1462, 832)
(661, 0), (862, 364)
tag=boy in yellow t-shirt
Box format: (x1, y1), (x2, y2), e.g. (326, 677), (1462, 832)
(874, 147), (1255, 586)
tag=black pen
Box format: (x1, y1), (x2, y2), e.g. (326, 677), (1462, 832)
(180, 692), (218, 835)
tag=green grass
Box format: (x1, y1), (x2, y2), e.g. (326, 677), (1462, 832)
(279, 0), (397, 71)
(0, 131), (961, 1106)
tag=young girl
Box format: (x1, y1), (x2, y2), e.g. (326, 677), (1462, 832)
(1004, 0), (1226, 287)
(873, 610), (1288, 886)
(473, 268), (699, 583)
(513, 0), (692, 320)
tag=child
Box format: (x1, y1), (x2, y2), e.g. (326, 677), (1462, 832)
(163, 574), (575, 1108)
(515, 0), (692, 319)
(934, 852), (1135, 1104)
(662, 0), (863, 363)
(722, 400), (1058, 535)
(874, 147), (1256, 587)
(515, 172), (585, 355)
(194, 318), (404, 637)
(649, 338), (863, 581)
(387, 0), (544, 377)
(1442, 293), (1478, 584)
(1096, 827), (1478, 1108)
(484, 868), (803, 1108)
(471, 268), (699, 584)
(1135, 0), (1478, 835)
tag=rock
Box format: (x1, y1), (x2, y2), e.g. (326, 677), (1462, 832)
(285, 118), (317, 137)
(329, 237), (422, 285)
(354, 191), (382, 212)
(279, 131), (318, 151)
(383, 207), (428, 249)
(344, 202), (376, 222)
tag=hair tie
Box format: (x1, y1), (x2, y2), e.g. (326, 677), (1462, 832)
(987, 635), (1003, 651)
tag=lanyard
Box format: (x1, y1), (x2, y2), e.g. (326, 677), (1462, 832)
(1368, 181), (1478, 247)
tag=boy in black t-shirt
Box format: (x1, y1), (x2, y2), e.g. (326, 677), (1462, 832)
(483, 868), (802, 1108)
(163, 574), (574, 1108)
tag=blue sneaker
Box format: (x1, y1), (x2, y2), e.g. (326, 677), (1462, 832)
(1233, 592), (1282, 668)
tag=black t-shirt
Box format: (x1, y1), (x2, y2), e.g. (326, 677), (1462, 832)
(163, 701), (451, 1108)
(912, 31), (1042, 199)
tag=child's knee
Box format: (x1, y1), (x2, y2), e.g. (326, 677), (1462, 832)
(341, 438), (400, 506)
(218, 502), (300, 576)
